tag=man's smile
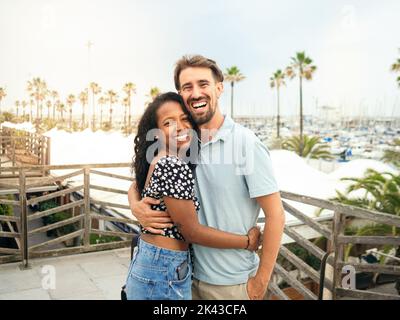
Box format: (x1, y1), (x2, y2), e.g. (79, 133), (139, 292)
(192, 101), (207, 109)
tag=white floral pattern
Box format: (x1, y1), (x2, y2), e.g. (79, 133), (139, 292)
(140, 155), (200, 241)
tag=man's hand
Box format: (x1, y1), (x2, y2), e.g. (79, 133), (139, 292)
(246, 276), (268, 300)
(131, 197), (173, 234)
(246, 226), (261, 251)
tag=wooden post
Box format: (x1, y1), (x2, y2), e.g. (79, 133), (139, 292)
(83, 167), (91, 248)
(331, 211), (345, 300)
(11, 138), (16, 165)
(11, 138), (16, 176)
(0, 135), (2, 169)
(0, 134), (3, 156)
(29, 132), (33, 155)
(40, 136), (45, 176)
(19, 168), (30, 269)
(25, 132), (28, 154)
(45, 137), (51, 176)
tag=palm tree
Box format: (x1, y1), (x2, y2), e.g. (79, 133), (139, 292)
(98, 96), (106, 127)
(79, 89), (89, 128)
(89, 82), (101, 129)
(0, 87), (6, 113)
(331, 169), (400, 260)
(391, 49), (400, 87)
(21, 100), (27, 118)
(66, 94), (76, 129)
(146, 87), (161, 106)
(286, 52), (317, 140)
(50, 90), (59, 120)
(382, 138), (400, 168)
(282, 135), (333, 159)
(224, 66), (245, 119)
(56, 101), (65, 122)
(105, 90), (118, 128)
(123, 82), (136, 129)
(29, 99), (34, 122)
(270, 69), (286, 138)
(15, 100), (20, 117)
(27, 77), (48, 120)
(122, 96), (129, 129)
(46, 100), (52, 118)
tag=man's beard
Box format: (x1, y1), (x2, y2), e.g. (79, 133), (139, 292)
(191, 107), (215, 125)
(188, 102), (216, 125)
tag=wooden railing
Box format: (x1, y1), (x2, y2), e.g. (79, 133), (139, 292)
(0, 164), (399, 300)
(0, 163), (138, 266)
(0, 127), (50, 177)
(267, 191), (400, 300)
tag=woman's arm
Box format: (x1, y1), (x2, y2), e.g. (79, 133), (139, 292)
(163, 196), (259, 250)
(128, 181), (173, 234)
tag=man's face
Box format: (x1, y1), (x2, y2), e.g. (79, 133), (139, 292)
(178, 67), (223, 125)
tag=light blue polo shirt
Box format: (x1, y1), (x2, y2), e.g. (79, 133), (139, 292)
(192, 115), (279, 285)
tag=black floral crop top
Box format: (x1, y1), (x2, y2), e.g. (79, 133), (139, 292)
(140, 155), (200, 240)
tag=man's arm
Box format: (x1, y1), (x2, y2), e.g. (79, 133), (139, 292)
(247, 192), (285, 300)
(128, 181), (173, 234)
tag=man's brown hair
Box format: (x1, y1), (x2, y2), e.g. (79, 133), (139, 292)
(174, 55), (224, 90)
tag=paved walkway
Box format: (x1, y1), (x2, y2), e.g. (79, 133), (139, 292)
(0, 248), (130, 300)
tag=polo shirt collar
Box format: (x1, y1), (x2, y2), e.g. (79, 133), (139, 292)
(203, 115), (235, 145)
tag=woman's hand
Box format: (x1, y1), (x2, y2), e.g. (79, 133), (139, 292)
(246, 226), (261, 251)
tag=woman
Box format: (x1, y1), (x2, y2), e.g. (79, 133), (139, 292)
(125, 92), (260, 300)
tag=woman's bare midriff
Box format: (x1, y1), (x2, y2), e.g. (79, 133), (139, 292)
(141, 233), (189, 251)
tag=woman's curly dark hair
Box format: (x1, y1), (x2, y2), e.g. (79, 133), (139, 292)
(132, 92), (200, 194)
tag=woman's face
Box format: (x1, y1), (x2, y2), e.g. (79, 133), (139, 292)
(156, 101), (193, 153)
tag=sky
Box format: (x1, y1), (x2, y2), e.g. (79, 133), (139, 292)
(0, 0), (399, 118)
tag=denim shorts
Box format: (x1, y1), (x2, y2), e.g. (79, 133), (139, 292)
(125, 238), (192, 300)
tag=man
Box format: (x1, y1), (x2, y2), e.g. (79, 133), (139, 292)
(128, 55), (285, 300)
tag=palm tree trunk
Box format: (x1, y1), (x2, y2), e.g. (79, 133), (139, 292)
(230, 82), (234, 118)
(52, 99), (56, 120)
(299, 75), (303, 139)
(299, 75), (303, 157)
(109, 104), (112, 125)
(128, 96), (132, 131)
(277, 86), (280, 138)
(82, 105), (85, 128)
(36, 100), (39, 120)
(69, 109), (72, 129)
(100, 109), (103, 127)
(92, 93), (96, 130)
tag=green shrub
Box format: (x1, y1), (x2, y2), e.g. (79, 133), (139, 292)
(0, 203), (13, 216)
(39, 199), (77, 237)
(90, 234), (121, 245)
(0, 195), (14, 216)
(101, 121), (112, 131)
(286, 243), (321, 271)
(0, 112), (15, 122)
